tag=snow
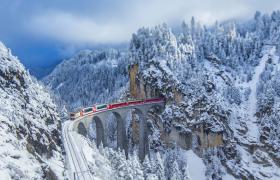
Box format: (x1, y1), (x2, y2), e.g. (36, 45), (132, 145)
(63, 121), (93, 180)
(64, 120), (146, 180)
(232, 46), (277, 144)
(0, 41), (64, 179)
(184, 150), (206, 180)
(235, 145), (280, 179)
(46, 152), (65, 180)
(44, 49), (128, 111)
(50, 11), (280, 180)
(244, 46), (275, 142)
(79, 134), (113, 180)
(0, 41), (9, 55)
(223, 173), (236, 180)
(0, 169), (12, 180)
(241, 46), (275, 143)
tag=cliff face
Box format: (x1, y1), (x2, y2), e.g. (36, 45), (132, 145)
(129, 63), (161, 100)
(129, 62), (223, 151)
(0, 42), (64, 179)
(129, 64), (139, 98)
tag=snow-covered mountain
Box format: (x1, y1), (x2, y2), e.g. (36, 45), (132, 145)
(43, 49), (128, 111)
(0, 42), (64, 179)
(45, 11), (280, 180)
(127, 11), (280, 179)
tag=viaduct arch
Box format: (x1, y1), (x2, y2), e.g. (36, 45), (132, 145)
(72, 101), (164, 160)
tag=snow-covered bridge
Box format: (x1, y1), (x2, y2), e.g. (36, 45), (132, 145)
(70, 98), (165, 160)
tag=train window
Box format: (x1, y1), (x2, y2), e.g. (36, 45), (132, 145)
(84, 108), (92, 113)
(96, 104), (107, 109)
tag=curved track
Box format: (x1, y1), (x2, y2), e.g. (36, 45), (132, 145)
(63, 98), (164, 179)
(63, 121), (93, 180)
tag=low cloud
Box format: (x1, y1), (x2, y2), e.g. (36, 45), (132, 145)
(29, 12), (133, 44)
(26, 0), (280, 44)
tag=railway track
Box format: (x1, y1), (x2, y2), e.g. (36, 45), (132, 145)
(63, 121), (93, 180)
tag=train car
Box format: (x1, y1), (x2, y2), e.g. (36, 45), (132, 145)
(95, 104), (108, 111)
(82, 107), (94, 115)
(70, 98), (164, 120)
(144, 98), (163, 103)
(108, 102), (128, 109)
(70, 112), (80, 120)
(127, 100), (144, 106)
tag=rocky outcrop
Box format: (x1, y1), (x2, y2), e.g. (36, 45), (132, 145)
(0, 42), (64, 179)
(129, 64), (139, 98)
(195, 126), (223, 149)
(128, 62), (224, 153)
(129, 63), (164, 100)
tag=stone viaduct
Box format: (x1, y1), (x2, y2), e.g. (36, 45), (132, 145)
(72, 101), (164, 160)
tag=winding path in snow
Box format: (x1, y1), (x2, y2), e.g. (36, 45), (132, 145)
(245, 46), (276, 143)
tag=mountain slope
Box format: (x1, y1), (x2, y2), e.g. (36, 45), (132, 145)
(45, 11), (280, 180)
(44, 49), (128, 111)
(0, 42), (64, 179)
(128, 12), (280, 179)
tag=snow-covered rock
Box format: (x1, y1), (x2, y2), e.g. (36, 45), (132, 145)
(128, 11), (280, 179)
(0, 42), (64, 179)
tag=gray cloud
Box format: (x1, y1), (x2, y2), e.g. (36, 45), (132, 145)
(4, 0), (280, 45)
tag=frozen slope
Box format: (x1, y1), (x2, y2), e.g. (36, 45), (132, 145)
(246, 46), (275, 143)
(0, 42), (64, 179)
(185, 150), (206, 180)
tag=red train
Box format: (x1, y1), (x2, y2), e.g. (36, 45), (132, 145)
(69, 98), (163, 120)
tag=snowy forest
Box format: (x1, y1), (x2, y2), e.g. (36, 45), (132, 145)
(42, 10), (280, 179)
(2, 8), (280, 179)
(44, 49), (128, 110)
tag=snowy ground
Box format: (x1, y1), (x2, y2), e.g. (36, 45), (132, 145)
(62, 121), (93, 180)
(236, 145), (280, 179)
(184, 150), (206, 180)
(233, 46), (276, 144)
(245, 46), (276, 143)
(227, 45), (280, 179)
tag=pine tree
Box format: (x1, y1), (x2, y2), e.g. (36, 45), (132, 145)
(130, 150), (144, 180)
(181, 162), (191, 180)
(170, 160), (182, 180)
(191, 16), (196, 39)
(152, 152), (165, 180)
(143, 155), (156, 179)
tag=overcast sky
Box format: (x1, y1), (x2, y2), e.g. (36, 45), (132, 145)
(1, 0), (280, 70)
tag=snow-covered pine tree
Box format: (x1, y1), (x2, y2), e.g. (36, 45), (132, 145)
(152, 152), (165, 180)
(169, 160), (182, 180)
